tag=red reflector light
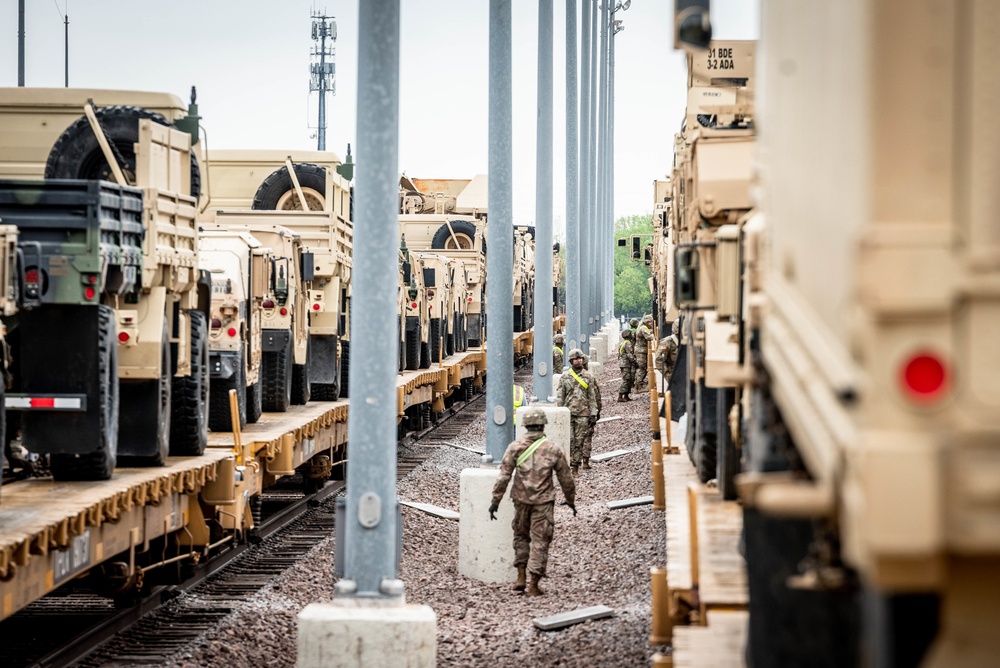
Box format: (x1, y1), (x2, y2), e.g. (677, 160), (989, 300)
(427, 290), (435, 298)
(312, 303), (321, 311)
(227, 327), (237, 337)
(118, 331), (130, 343)
(88, 274), (97, 284)
(262, 299), (276, 309)
(280, 307), (288, 316)
(411, 302), (418, 309)
(468, 297), (473, 302)
(211, 318), (223, 329)
(901, 353), (948, 402)
(31, 397), (55, 408)
(25, 269), (38, 283)
(84, 286), (96, 300)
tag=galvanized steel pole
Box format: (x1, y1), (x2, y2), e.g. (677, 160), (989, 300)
(609, 23), (617, 325)
(533, 0), (554, 401)
(579, 0), (592, 353)
(589, 0), (599, 335)
(17, 0), (25, 86)
(340, 0), (401, 599)
(565, 1), (581, 354)
(597, 1), (609, 327)
(486, 0), (514, 461)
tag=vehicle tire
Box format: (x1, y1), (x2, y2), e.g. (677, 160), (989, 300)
(208, 350), (246, 432)
(420, 337), (431, 369)
(513, 304), (523, 333)
(312, 381), (340, 401)
(430, 219), (479, 251)
(119, 320), (171, 467)
(694, 380), (717, 484)
(170, 311), (208, 456)
(262, 335), (293, 412)
(405, 316), (421, 371)
(49, 306), (119, 481)
(292, 362), (310, 405)
(429, 317), (442, 364)
(45, 105), (201, 199)
(251, 163), (327, 211)
(717, 388), (739, 501)
(246, 376), (263, 424)
(338, 340), (350, 397)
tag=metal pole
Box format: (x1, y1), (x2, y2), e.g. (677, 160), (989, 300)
(64, 12), (69, 87)
(609, 24), (618, 325)
(318, 26), (327, 151)
(533, 0), (554, 401)
(597, 1), (609, 328)
(589, 0), (599, 335)
(486, 0), (514, 461)
(579, 0), (592, 353)
(339, 0), (401, 600)
(18, 0), (25, 86)
(566, 0), (581, 355)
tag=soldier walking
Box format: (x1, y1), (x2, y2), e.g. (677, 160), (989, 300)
(556, 348), (599, 476)
(552, 332), (565, 374)
(489, 407), (576, 596)
(581, 354), (602, 470)
(656, 319), (680, 385)
(618, 329), (637, 401)
(634, 314), (656, 388)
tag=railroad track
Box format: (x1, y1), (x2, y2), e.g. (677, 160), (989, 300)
(0, 390), (488, 668)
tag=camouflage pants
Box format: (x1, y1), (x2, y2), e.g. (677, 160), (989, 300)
(619, 365), (634, 395)
(570, 416), (590, 466)
(635, 350), (649, 387)
(512, 501), (555, 576)
(583, 422), (594, 461)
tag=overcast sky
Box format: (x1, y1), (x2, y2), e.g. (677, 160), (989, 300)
(0, 0), (757, 233)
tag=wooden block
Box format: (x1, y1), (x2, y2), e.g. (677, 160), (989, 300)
(606, 495), (654, 509)
(399, 501), (460, 520)
(591, 448), (634, 462)
(596, 415), (622, 424)
(533, 605), (615, 631)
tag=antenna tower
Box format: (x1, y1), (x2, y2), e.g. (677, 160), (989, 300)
(310, 11), (337, 151)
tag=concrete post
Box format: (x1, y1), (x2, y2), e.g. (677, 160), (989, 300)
(565, 0), (582, 354)
(515, 405), (571, 462)
(459, 465), (516, 582)
(486, 0), (515, 461)
(298, 4), (436, 665)
(533, 0), (554, 402)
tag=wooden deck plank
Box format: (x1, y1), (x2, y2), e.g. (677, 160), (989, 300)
(664, 422), (698, 593)
(673, 611), (748, 667)
(698, 487), (748, 607)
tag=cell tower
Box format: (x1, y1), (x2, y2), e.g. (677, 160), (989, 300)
(310, 11), (336, 151)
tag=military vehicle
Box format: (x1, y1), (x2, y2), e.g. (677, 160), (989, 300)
(413, 251), (458, 364)
(0, 95), (208, 479)
(649, 179), (677, 332)
(204, 152), (353, 399)
(198, 226), (270, 430)
(666, 40), (755, 496)
(512, 225), (536, 333)
(0, 223), (19, 495)
(666, 1), (1000, 663)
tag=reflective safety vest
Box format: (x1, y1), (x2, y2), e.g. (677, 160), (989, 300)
(553, 346), (563, 355)
(619, 341), (627, 355)
(516, 437), (548, 467)
(569, 369), (589, 389)
(513, 385), (526, 424)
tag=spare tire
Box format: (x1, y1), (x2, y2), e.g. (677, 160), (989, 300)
(252, 163), (327, 210)
(45, 105), (201, 199)
(431, 219), (481, 253)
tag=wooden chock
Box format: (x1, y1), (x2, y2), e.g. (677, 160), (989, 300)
(652, 460), (665, 510)
(687, 482), (702, 618)
(650, 566), (674, 646)
(228, 389), (243, 462)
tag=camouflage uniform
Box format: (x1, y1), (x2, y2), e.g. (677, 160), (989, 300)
(581, 356), (602, 466)
(655, 333), (679, 382)
(552, 346), (564, 374)
(491, 431), (576, 577)
(556, 354), (599, 471)
(634, 315), (655, 388)
(618, 331), (637, 399)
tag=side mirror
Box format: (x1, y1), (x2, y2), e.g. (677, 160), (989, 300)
(300, 252), (316, 282)
(617, 238), (627, 248)
(675, 246), (700, 305)
(674, 0), (712, 50)
(423, 267), (436, 288)
(402, 261), (412, 285)
(631, 236), (642, 260)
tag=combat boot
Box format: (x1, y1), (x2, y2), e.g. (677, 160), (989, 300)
(572, 465), (579, 477)
(582, 458), (591, 470)
(525, 572), (544, 596)
(513, 564), (527, 592)
(617, 393), (626, 402)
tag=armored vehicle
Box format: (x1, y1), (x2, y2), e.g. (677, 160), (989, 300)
(198, 226), (270, 430)
(0, 101), (208, 479)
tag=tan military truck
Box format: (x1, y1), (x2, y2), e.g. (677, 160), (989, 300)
(0, 90), (209, 476)
(399, 174), (488, 347)
(213, 218), (314, 409)
(204, 152), (353, 400)
(512, 225), (536, 333)
(198, 226), (269, 430)
(649, 179), (677, 332)
(667, 40), (755, 495)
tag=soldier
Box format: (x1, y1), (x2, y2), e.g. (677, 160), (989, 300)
(634, 314), (656, 388)
(556, 348), (599, 476)
(581, 355), (602, 469)
(655, 319), (680, 384)
(552, 332), (565, 374)
(489, 407), (576, 596)
(513, 384), (528, 424)
(629, 317), (639, 332)
(618, 329), (637, 401)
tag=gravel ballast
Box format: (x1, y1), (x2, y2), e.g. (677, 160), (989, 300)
(157, 348), (666, 668)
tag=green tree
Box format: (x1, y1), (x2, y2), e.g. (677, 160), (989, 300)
(614, 214), (653, 319)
